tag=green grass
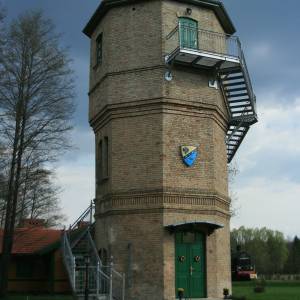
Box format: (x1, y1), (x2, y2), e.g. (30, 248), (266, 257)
(5, 295), (72, 300)
(233, 281), (300, 300)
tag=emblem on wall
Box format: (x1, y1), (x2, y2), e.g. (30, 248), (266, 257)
(181, 146), (198, 167)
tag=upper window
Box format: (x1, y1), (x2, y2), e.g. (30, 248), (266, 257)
(103, 136), (109, 179)
(97, 136), (109, 183)
(97, 140), (103, 183)
(96, 33), (103, 66)
(178, 17), (198, 50)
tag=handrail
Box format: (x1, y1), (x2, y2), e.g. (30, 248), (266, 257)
(239, 49), (257, 117)
(70, 201), (95, 230)
(166, 25), (240, 58)
(62, 231), (76, 290)
(165, 25), (257, 118)
(62, 204), (125, 300)
(167, 25), (239, 41)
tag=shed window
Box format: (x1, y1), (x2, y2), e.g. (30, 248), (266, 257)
(16, 258), (34, 278)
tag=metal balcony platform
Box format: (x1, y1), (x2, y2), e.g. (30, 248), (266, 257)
(166, 26), (258, 163)
(166, 47), (240, 70)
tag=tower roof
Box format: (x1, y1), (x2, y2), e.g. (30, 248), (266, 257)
(83, 0), (236, 38)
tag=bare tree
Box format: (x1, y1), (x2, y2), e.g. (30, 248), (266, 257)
(18, 167), (66, 227)
(228, 162), (239, 217)
(0, 10), (74, 296)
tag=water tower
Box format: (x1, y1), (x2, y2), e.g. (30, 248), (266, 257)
(83, 0), (257, 299)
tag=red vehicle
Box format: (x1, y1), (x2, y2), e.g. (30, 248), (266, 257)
(231, 250), (257, 281)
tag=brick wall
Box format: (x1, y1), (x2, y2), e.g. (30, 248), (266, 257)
(88, 1), (232, 299)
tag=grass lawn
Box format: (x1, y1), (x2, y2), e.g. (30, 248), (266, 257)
(233, 281), (300, 300)
(5, 295), (72, 300)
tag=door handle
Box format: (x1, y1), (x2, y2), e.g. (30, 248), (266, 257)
(190, 265), (194, 276)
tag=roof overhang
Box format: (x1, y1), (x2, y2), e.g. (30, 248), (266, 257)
(165, 220), (224, 235)
(83, 0), (236, 38)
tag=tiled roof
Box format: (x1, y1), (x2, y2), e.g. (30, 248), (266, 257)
(0, 227), (62, 255)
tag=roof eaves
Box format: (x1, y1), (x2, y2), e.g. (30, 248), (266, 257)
(83, 0), (236, 38)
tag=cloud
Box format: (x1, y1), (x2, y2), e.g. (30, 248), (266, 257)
(231, 176), (300, 238)
(249, 42), (271, 60)
(231, 96), (300, 237)
(55, 126), (95, 225)
(56, 157), (95, 226)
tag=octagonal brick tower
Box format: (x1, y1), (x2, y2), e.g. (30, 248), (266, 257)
(84, 0), (257, 299)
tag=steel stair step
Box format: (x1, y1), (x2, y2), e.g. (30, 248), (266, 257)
(226, 86), (247, 92)
(227, 92), (249, 98)
(222, 81), (246, 87)
(220, 72), (243, 78)
(228, 99), (250, 104)
(229, 104), (252, 109)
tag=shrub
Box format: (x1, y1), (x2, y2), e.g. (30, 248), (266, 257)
(254, 286), (265, 293)
(253, 278), (266, 293)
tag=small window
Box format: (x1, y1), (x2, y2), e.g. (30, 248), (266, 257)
(103, 136), (109, 179)
(97, 140), (103, 182)
(96, 33), (103, 66)
(97, 137), (109, 183)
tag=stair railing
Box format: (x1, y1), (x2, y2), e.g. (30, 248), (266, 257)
(62, 231), (76, 291)
(62, 203), (126, 300)
(70, 201), (95, 230)
(111, 267), (125, 300)
(237, 41), (257, 119)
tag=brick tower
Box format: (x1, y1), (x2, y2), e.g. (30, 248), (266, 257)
(83, 1), (257, 299)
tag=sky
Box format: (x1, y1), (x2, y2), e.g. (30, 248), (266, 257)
(1, 0), (300, 238)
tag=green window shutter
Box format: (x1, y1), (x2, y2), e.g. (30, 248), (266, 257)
(179, 17), (198, 50)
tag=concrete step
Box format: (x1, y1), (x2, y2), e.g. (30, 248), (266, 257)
(77, 294), (108, 300)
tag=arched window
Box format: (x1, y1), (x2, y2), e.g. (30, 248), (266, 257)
(179, 17), (198, 49)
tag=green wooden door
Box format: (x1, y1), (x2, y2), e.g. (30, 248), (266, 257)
(179, 17), (198, 49)
(175, 231), (206, 298)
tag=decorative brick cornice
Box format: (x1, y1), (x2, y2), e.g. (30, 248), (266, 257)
(95, 190), (230, 217)
(90, 97), (229, 133)
(89, 65), (165, 96)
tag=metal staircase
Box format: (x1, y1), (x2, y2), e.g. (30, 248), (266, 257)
(165, 26), (258, 162)
(219, 50), (257, 162)
(62, 203), (125, 300)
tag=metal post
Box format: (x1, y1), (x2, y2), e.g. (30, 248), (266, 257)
(72, 255), (76, 290)
(109, 257), (113, 300)
(122, 274), (125, 300)
(178, 23), (181, 48)
(85, 256), (90, 300)
(96, 261), (100, 297)
(90, 200), (93, 224)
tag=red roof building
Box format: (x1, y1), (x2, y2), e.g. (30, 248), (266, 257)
(0, 219), (71, 295)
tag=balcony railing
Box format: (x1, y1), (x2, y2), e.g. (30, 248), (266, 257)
(166, 25), (241, 60)
(165, 25), (257, 120)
